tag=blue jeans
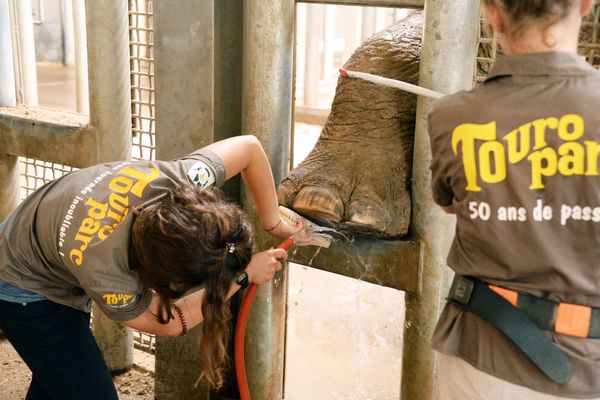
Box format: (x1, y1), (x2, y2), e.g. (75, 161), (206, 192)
(0, 299), (119, 400)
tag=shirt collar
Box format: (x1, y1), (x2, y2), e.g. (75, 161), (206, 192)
(484, 51), (597, 83)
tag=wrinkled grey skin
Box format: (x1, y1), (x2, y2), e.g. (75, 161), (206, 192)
(278, 12), (422, 238)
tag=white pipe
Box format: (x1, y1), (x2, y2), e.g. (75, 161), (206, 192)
(303, 3), (322, 106)
(341, 68), (446, 100)
(0, 0), (16, 107)
(72, 0), (88, 114)
(322, 5), (335, 79)
(62, 0), (74, 66)
(14, 0), (38, 106)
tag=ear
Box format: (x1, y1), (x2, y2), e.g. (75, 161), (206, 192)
(580, 0), (594, 17)
(483, 3), (506, 34)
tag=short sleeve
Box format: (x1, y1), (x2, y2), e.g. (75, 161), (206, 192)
(181, 149), (226, 188)
(88, 287), (153, 321)
(428, 109), (455, 207)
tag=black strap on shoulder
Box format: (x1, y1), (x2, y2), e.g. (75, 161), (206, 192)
(449, 276), (573, 385)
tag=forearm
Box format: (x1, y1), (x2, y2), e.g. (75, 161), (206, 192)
(240, 153), (281, 231)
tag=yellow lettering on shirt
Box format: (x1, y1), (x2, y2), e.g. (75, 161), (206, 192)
(69, 166), (159, 267)
(451, 114), (599, 191)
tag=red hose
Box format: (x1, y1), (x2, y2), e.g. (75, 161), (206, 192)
(234, 237), (295, 400)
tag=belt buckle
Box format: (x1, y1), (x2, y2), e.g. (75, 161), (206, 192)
(449, 276), (474, 306)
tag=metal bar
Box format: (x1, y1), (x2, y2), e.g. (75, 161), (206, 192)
(289, 238), (421, 292)
(63, 0), (75, 66)
(73, 0), (89, 114)
(0, 0), (18, 220)
(0, 0), (16, 107)
(85, 0), (133, 373)
(13, 0), (38, 106)
(298, 0), (424, 8)
(153, 0), (215, 397)
(405, 1), (481, 400)
(241, 0), (295, 398)
(86, 0), (132, 163)
(303, 3), (322, 107)
(154, 0), (215, 160)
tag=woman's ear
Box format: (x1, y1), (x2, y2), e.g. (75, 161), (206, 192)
(580, 0), (594, 17)
(483, 2), (506, 34)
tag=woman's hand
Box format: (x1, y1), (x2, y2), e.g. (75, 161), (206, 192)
(245, 248), (288, 285)
(266, 217), (314, 247)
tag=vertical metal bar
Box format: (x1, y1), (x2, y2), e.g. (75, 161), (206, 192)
(360, 6), (376, 42)
(154, 0), (215, 160)
(14, 0), (38, 106)
(303, 3), (322, 106)
(242, 0), (295, 398)
(405, 1), (481, 399)
(86, 0), (133, 373)
(153, 0), (214, 398)
(86, 0), (132, 164)
(63, 0), (75, 66)
(0, 0), (18, 221)
(0, 0), (16, 107)
(72, 0), (88, 114)
(322, 5), (335, 80)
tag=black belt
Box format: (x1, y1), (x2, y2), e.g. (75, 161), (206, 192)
(448, 275), (574, 385)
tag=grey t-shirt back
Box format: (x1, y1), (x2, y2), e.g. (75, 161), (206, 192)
(0, 149), (225, 321)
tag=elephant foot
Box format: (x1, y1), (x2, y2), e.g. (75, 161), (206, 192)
(278, 12), (422, 238)
(292, 186), (344, 223)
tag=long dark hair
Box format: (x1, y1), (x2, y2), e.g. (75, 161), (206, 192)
(131, 185), (253, 389)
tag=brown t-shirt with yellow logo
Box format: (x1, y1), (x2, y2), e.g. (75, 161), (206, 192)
(0, 149), (225, 321)
(429, 52), (600, 397)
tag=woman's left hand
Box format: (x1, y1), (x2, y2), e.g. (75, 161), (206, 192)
(267, 217), (314, 247)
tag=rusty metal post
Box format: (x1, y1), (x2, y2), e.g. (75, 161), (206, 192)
(241, 0), (294, 399)
(87, 0), (134, 373)
(405, 1), (481, 399)
(0, 0), (18, 220)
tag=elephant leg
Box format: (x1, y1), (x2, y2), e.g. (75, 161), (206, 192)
(278, 11), (423, 238)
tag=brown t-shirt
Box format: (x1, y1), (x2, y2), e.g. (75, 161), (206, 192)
(0, 149), (225, 321)
(428, 52), (600, 398)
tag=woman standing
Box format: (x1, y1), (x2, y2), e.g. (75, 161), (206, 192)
(428, 1), (600, 399)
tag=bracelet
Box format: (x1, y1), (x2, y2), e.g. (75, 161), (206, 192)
(172, 303), (187, 336)
(264, 219), (282, 232)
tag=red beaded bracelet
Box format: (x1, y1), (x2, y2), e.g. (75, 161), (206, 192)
(172, 303), (187, 336)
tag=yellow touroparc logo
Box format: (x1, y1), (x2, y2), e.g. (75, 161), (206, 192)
(102, 293), (136, 307)
(69, 165), (159, 266)
(452, 114), (600, 191)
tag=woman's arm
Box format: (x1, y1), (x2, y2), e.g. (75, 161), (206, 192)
(203, 135), (301, 239)
(122, 247), (288, 336)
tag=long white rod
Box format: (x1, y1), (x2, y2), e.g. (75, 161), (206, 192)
(0, 0), (16, 107)
(341, 68), (445, 100)
(72, 0), (88, 114)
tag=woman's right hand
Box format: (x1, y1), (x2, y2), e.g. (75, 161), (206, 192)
(245, 248), (288, 285)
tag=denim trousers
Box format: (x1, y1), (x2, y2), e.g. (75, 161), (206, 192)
(0, 299), (119, 400)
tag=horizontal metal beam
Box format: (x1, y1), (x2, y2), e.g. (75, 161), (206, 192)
(289, 237), (422, 293)
(297, 0), (424, 8)
(0, 106), (96, 168)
